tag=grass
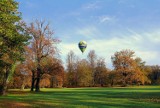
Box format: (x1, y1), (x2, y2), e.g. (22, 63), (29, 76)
(0, 86), (160, 108)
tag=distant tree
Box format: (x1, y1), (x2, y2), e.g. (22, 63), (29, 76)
(94, 58), (108, 86)
(87, 50), (97, 86)
(107, 70), (117, 87)
(143, 66), (152, 84)
(135, 57), (151, 84)
(40, 57), (64, 88)
(111, 49), (145, 86)
(40, 74), (51, 88)
(66, 51), (77, 87)
(9, 63), (31, 90)
(76, 59), (92, 87)
(26, 20), (59, 92)
(0, 0), (30, 95)
(149, 65), (160, 84)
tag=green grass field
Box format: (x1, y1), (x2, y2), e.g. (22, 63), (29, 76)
(0, 86), (160, 108)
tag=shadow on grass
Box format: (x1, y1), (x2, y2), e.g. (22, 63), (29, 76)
(0, 87), (160, 108)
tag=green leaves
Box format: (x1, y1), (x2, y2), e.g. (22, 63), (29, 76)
(0, 0), (30, 65)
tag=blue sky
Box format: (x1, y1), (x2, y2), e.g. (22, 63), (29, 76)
(16, 0), (160, 68)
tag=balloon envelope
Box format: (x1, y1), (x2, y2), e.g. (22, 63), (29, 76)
(78, 40), (87, 53)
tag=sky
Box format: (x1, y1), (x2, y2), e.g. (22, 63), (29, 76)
(16, 0), (160, 68)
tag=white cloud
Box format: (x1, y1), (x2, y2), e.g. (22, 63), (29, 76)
(100, 17), (111, 23)
(99, 16), (112, 23)
(58, 42), (78, 56)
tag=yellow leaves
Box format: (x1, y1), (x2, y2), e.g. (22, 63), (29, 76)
(111, 49), (148, 85)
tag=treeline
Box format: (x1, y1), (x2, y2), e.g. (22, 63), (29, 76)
(64, 50), (160, 87)
(7, 49), (160, 90)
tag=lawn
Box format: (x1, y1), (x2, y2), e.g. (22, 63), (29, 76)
(0, 86), (160, 108)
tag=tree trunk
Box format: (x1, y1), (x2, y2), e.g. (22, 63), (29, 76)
(31, 71), (35, 91)
(35, 77), (40, 92)
(0, 80), (7, 96)
(35, 67), (41, 92)
(35, 51), (41, 92)
(31, 79), (35, 91)
(0, 67), (9, 96)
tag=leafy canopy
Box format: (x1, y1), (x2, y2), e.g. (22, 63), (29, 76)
(0, 0), (30, 65)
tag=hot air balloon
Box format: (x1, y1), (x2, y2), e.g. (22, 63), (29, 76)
(78, 40), (87, 53)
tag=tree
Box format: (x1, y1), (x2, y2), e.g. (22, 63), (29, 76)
(149, 65), (160, 84)
(111, 49), (145, 86)
(40, 56), (64, 88)
(135, 57), (151, 84)
(76, 59), (92, 87)
(94, 58), (108, 86)
(0, 0), (30, 95)
(107, 70), (117, 87)
(40, 74), (51, 88)
(27, 20), (59, 92)
(87, 50), (97, 86)
(66, 51), (77, 87)
(8, 63), (31, 90)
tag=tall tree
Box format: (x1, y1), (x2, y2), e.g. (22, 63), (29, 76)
(27, 20), (59, 92)
(87, 50), (97, 86)
(0, 0), (30, 95)
(66, 51), (77, 87)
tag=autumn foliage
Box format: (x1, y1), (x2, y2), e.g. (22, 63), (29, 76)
(0, 0), (160, 96)
(65, 50), (160, 87)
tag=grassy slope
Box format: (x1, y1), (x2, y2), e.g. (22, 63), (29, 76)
(0, 86), (160, 108)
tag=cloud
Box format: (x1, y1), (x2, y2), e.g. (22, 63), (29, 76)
(87, 38), (159, 64)
(98, 15), (116, 23)
(59, 29), (160, 68)
(99, 16), (112, 23)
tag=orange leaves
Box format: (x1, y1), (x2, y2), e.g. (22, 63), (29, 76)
(111, 49), (146, 86)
